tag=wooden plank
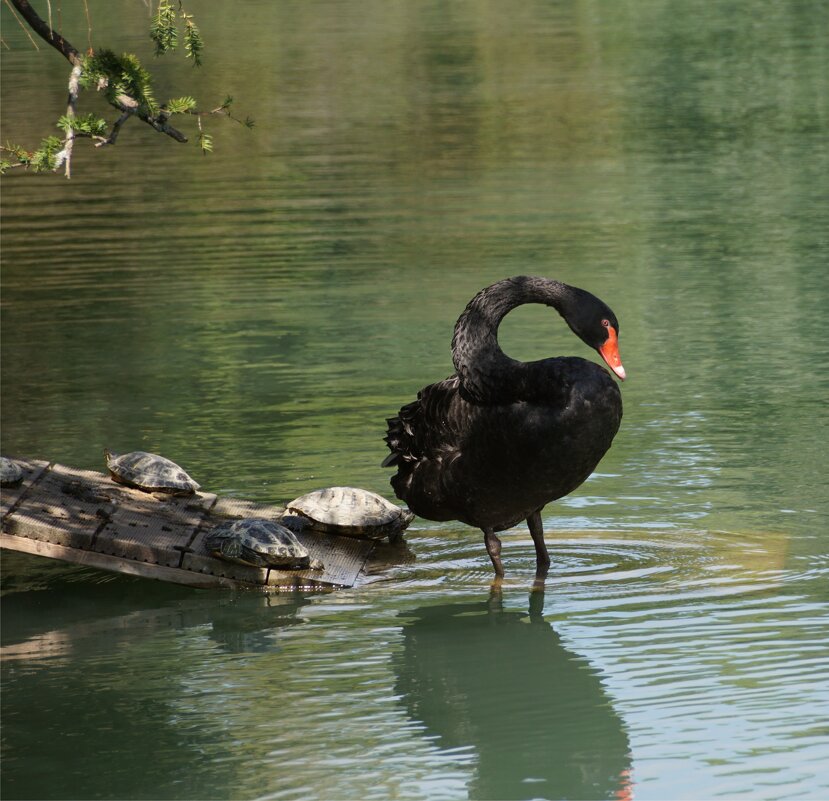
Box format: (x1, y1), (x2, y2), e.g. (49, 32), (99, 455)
(0, 462), (378, 591)
(92, 487), (217, 568)
(2, 463), (115, 549)
(0, 533), (261, 590)
(285, 528), (374, 587)
(212, 496), (285, 520)
(0, 459), (51, 517)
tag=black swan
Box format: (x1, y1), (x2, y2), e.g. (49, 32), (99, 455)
(382, 275), (625, 576)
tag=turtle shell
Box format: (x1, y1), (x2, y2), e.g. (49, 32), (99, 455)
(104, 449), (200, 495)
(205, 519), (313, 569)
(283, 486), (414, 540)
(1, 456), (24, 488)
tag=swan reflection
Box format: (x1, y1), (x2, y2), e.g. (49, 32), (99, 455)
(394, 584), (632, 800)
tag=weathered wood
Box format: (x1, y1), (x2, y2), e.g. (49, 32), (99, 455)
(92, 485), (217, 568)
(0, 533), (254, 590)
(212, 496), (283, 520)
(0, 459), (51, 518)
(0, 461), (377, 590)
(4, 463), (121, 550)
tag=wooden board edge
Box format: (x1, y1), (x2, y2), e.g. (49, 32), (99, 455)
(0, 533), (259, 590)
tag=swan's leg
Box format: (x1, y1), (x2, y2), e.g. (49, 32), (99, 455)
(483, 528), (505, 576)
(527, 510), (550, 576)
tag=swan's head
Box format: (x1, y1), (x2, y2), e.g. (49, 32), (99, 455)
(561, 288), (626, 381)
(596, 318), (626, 381)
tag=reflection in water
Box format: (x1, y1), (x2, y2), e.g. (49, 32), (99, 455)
(0, 557), (311, 659)
(364, 536), (418, 576)
(394, 584), (632, 800)
(0, 560), (311, 800)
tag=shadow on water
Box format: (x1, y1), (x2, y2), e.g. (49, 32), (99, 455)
(394, 582), (633, 801)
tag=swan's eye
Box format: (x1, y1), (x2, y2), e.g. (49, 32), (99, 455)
(601, 319), (610, 328)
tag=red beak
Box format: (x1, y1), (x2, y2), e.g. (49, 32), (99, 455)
(598, 326), (626, 381)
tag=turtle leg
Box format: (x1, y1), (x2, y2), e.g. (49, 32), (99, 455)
(483, 528), (505, 577)
(527, 509), (550, 577)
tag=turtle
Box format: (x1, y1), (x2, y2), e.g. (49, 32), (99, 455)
(282, 486), (415, 541)
(205, 518), (323, 570)
(1, 456), (24, 488)
(104, 449), (200, 495)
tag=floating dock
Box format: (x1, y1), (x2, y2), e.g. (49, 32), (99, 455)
(1, 459), (377, 590)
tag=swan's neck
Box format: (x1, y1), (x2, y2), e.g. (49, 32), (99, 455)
(451, 276), (572, 403)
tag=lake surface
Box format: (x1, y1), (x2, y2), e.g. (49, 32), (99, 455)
(2, 1), (828, 799)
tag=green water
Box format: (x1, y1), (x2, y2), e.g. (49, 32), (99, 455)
(1, 1), (828, 799)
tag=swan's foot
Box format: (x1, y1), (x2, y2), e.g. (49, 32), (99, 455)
(483, 528), (505, 576)
(527, 509), (550, 578)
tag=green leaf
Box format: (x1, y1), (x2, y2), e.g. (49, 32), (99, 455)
(182, 15), (204, 67)
(150, 0), (178, 55)
(165, 96), (197, 115)
(4, 142), (33, 164)
(30, 136), (63, 172)
(81, 50), (158, 116)
(198, 130), (213, 154)
(57, 113), (108, 136)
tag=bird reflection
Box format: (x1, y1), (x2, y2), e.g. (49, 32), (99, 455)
(394, 582), (633, 800)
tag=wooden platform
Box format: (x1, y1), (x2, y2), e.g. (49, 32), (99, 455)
(0, 459), (377, 591)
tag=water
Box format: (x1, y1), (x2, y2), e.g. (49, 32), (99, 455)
(2, 1), (828, 798)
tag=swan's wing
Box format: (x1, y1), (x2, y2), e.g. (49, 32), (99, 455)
(382, 375), (465, 467)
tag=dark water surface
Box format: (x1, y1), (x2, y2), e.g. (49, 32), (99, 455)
(2, 1), (828, 799)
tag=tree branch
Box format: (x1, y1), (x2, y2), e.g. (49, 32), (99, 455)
(9, 0), (188, 145)
(55, 61), (82, 177)
(9, 0), (80, 64)
(96, 110), (130, 147)
(114, 93), (188, 142)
